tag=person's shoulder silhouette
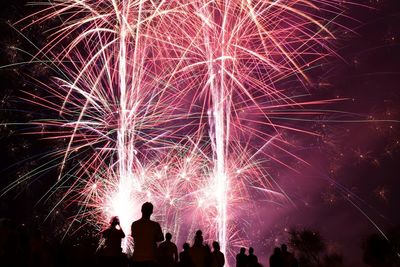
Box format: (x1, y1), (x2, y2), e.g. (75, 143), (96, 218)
(99, 216), (125, 267)
(248, 247), (258, 267)
(280, 244), (296, 267)
(210, 241), (225, 267)
(102, 216), (125, 255)
(236, 247), (248, 267)
(131, 202), (164, 264)
(193, 230), (204, 247)
(179, 243), (192, 267)
(269, 247), (283, 267)
(189, 230), (209, 267)
(158, 232), (178, 267)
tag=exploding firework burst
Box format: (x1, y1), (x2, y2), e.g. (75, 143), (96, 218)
(5, 0), (361, 263)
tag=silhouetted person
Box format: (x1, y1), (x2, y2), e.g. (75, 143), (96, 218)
(189, 230), (210, 267)
(236, 247), (248, 267)
(158, 232), (178, 267)
(248, 247), (258, 267)
(102, 217), (125, 256)
(269, 247), (283, 267)
(100, 216), (125, 267)
(210, 241), (225, 267)
(179, 243), (192, 267)
(280, 244), (296, 267)
(131, 202), (164, 267)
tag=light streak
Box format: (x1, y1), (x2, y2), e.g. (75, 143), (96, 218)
(11, 0), (358, 263)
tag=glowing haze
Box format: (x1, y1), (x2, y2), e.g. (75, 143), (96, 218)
(16, 0), (354, 263)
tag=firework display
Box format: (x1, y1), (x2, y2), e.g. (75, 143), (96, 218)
(9, 0), (359, 262)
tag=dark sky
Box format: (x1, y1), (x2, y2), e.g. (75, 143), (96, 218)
(261, 1), (400, 265)
(0, 1), (399, 267)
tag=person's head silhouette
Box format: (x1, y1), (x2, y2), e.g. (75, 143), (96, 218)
(110, 216), (120, 228)
(281, 244), (288, 253)
(166, 232), (172, 241)
(194, 229), (204, 246)
(249, 247), (254, 255)
(273, 247), (281, 255)
(212, 241), (220, 251)
(183, 242), (190, 251)
(141, 202), (153, 218)
(240, 247), (246, 254)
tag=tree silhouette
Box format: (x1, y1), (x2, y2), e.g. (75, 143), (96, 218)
(362, 226), (400, 267)
(289, 229), (325, 267)
(288, 228), (344, 267)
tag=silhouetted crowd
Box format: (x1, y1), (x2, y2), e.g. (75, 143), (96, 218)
(268, 245), (298, 267)
(98, 202), (298, 267)
(0, 202), (299, 267)
(97, 202), (228, 267)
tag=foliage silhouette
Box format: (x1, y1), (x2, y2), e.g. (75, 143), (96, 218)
(362, 226), (400, 267)
(288, 228), (343, 267)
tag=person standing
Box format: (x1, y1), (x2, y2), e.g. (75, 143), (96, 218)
(280, 244), (297, 267)
(158, 232), (178, 267)
(236, 247), (248, 267)
(210, 241), (225, 267)
(269, 247), (283, 267)
(179, 243), (192, 267)
(248, 247), (258, 267)
(102, 217), (125, 256)
(131, 202), (164, 267)
(99, 216), (126, 267)
(189, 230), (210, 267)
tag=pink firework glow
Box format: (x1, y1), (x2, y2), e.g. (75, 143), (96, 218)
(12, 0), (358, 262)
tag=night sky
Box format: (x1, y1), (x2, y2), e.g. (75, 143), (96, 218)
(0, 1), (400, 267)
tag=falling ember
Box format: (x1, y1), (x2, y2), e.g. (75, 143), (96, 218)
(11, 0), (358, 263)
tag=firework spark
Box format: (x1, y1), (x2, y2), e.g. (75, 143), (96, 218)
(9, 0), (357, 263)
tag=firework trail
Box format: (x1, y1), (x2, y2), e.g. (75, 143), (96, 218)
(12, 0), (355, 262)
